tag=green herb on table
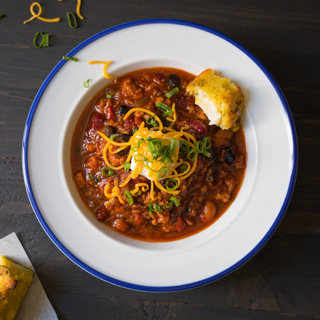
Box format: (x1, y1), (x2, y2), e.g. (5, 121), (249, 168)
(67, 12), (77, 28)
(33, 32), (50, 49)
(83, 79), (90, 88)
(63, 56), (78, 62)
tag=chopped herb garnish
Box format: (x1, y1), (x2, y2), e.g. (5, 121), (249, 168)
(196, 140), (204, 154)
(166, 87), (179, 98)
(202, 137), (212, 150)
(170, 196), (180, 207)
(181, 163), (188, 172)
(165, 179), (179, 191)
(106, 94), (112, 98)
(88, 174), (98, 184)
(83, 79), (90, 88)
(187, 148), (198, 161)
(148, 203), (153, 214)
(124, 190), (134, 205)
(63, 55), (78, 62)
(124, 162), (131, 172)
(146, 115), (158, 127)
(165, 202), (173, 208)
(153, 203), (163, 212)
(132, 128), (138, 134)
(33, 32), (50, 49)
(179, 140), (191, 156)
(101, 167), (114, 176)
(155, 102), (173, 117)
(67, 12), (77, 28)
(110, 134), (119, 140)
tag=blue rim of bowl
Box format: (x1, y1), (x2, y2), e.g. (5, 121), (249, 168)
(22, 19), (298, 292)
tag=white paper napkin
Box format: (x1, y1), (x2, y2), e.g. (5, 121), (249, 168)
(0, 232), (58, 320)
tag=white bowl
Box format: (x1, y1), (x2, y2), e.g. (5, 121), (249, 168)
(22, 19), (297, 292)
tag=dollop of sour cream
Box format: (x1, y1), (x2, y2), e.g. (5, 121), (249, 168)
(130, 129), (180, 181)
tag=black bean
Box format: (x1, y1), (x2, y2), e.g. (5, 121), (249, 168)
(224, 147), (237, 165)
(117, 147), (130, 157)
(168, 74), (180, 89)
(119, 134), (131, 142)
(117, 105), (129, 116)
(104, 125), (115, 137)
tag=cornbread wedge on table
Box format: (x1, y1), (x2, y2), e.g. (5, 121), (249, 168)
(186, 68), (245, 130)
(0, 256), (33, 320)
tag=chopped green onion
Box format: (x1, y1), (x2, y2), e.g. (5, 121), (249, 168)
(196, 141), (204, 154)
(124, 190), (134, 205)
(83, 79), (90, 88)
(134, 153), (148, 162)
(165, 202), (173, 208)
(153, 203), (163, 212)
(124, 162), (131, 172)
(187, 148), (198, 161)
(166, 87), (179, 98)
(179, 140), (191, 156)
(63, 56), (78, 62)
(110, 134), (119, 140)
(170, 138), (177, 152)
(165, 179), (179, 191)
(132, 138), (144, 152)
(33, 32), (50, 49)
(156, 165), (168, 179)
(155, 102), (172, 117)
(106, 94), (112, 98)
(170, 196), (180, 207)
(88, 174), (98, 184)
(202, 149), (211, 157)
(181, 163), (188, 172)
(102, 167), (114, 176)
(203, 137), (212, 150)
(0, 15), (5, 20)
(132, 128), (138, 134)
(42, 34), (49, 47)
(146, 115), (158, 127)
(148, 203), (153, 214)
(67, 12), (78, 28)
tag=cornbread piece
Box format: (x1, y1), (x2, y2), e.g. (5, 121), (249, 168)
(0, 256), (33, 320)
(186, 68), (245, 130)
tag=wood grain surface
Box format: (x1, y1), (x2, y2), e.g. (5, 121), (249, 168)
(0, 0), (319, 319)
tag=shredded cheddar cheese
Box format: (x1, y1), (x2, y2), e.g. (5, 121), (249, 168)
(98, 107), (207, 202)
(88, 60), (115, 79)
(23, 2), (61, 24)
(76, 0), (84, 20)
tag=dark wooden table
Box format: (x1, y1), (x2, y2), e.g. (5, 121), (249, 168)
(1, 1), (319, 319)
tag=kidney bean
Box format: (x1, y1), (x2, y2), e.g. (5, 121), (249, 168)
(176, 96), (195, 109)
(200, 201), (217, 222)
(189, 120), (207, 134)
(105, 105), (115, 120)
(91, 114), (104, 129)
(124, 117), (133, 133)
(95, 205), (108, 221)
(113, 219), (130, 232)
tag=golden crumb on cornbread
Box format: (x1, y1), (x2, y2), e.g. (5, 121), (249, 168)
(186, 68), (245, 130)
(0, 256), (33, 320)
